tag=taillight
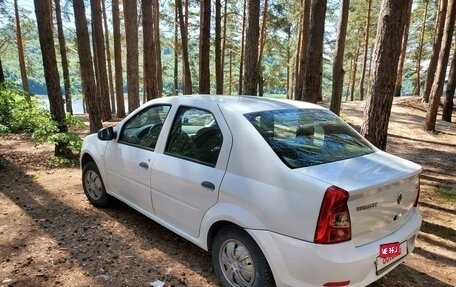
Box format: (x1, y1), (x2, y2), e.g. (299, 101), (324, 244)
(314, 186), (351, 244)
(414, 178), (420, 207)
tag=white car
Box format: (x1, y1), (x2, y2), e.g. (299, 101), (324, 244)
(80, 95), (422, 287)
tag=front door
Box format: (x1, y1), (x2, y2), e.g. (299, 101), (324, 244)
(151, 106), (231, 237)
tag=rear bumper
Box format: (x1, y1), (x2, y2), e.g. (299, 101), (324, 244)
(247, 208), (422, 287)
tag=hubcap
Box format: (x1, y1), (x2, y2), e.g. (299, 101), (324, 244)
(219, 239), (255, 287)
(84, 170), (103, 200)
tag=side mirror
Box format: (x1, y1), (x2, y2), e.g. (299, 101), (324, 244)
(97, 126), (117, 141)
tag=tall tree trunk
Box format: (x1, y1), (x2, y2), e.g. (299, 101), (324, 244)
(350, 42), (360, 101)
(393, 1), (413, 98)
(152, 0), (162, 97)
(199, 0), (211, 94)
(174, 3), (179, 95)
(358, 0), (371, 101)
(361, 0), (413, 150)
(425, 0), (456, 131)
(442, 45), (455, 122)
(293, 1), (303, 100)
(330, 0), (350, 115)
(123, 0), (140, 112)
(345, 58), (353, 101)
(414, 0), (429, 96)
(73, 0), (102, 132)
(15, 0), (29, 95)
(238, 0), (246, 95)
(177, 0), (192, 94)
(229, 50), (233, 95)
(143, 0), (159, 101)
(257, 0), (268, 97)
(102, 0), (115, 114)
(0, 57), (4, 84)
(215, 0), (223, 94)
(301, 0), (327, 103)
(91, 0), (111, 120)
(112, 0), (125, 118)
(221, 0), (228, 93)
(294, 0), (311, 101)
(55, 0), (72, 114)
(423, 0), (448, 103)
(243, 0), (260, 96)
(34, 0), (70, 156)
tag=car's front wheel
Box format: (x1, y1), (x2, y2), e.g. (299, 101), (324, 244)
(212, 226), (275, 287)
(82, 161), (111, 208)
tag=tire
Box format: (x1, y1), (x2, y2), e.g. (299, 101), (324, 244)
(82, 161), (111, 208)
(212, 226), (275, 287)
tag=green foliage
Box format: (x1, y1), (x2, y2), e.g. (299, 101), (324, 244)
(0, 83), (83, 158)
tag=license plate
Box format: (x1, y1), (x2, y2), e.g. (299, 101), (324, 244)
(375, 241), (408, 275)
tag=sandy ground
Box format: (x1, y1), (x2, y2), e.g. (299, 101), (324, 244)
(0, 96), (455, 287)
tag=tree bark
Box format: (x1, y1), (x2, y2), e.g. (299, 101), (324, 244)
(123, 0), (140, 112)
(425, 0), (456, 131)
(215, 0), (223, 94)
(34, 0), (70, 156)
(143, 0), (159, 101)
(176, 0), (192, 95)
(301, 0), (327, 103)
(102, 0), (115, 114)
(330, 0), (350, 115)
(423, 0), (448, 103)
(152, 0), (163, 97)
(414, 0), (429, 96)
(257, 0), (268, 97)
(238, 0), (246, 95)
(112, 0), (125, 118)
(393, 0), (413, 98)
(358, 0), (371, 101)
(221, 0), (228, 93)
(360, 0), (412, 150)
(0, 57), (4, 84)
(442, 45), (455, 122)
(54, 0), (72, 114)
(15, 0), (29, 95)
(199, 0), (211, 94)
(91, 0), (111, 120)
(174, 3), (179, 95)
(350, 42), (360, 101)
(72, 0), (102, 132)
(243, 0), (260, 96)
(294, 0), (311, 101)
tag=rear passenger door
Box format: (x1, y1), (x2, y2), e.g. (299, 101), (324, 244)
(150, 105), (231, 237)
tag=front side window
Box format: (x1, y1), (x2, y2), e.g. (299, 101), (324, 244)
(119, 105), (171, 150)
(165, 107), (223, 167)
(244, 109), (374, 168)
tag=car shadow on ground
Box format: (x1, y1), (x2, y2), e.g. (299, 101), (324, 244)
(0, 156), (218, 286)
(369, 264), (454, 287)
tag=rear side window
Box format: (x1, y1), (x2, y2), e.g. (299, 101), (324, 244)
(165, 107), (223, 167)
(244, 109), (374, 168)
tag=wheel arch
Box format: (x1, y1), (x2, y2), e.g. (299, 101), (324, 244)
(81, 152), (95, 168)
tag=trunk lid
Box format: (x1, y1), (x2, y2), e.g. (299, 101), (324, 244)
(297, 151), (421, 246)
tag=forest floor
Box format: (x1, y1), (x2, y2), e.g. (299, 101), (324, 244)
(0, 96), (455, 287)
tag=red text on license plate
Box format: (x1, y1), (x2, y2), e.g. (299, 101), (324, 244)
(379, 242), (400, 258)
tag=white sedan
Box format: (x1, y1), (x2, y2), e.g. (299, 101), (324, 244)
(80, 95), (422, 287)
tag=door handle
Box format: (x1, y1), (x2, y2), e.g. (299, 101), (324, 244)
(139, 162), (149, 169)
(201, 181), (215, 190)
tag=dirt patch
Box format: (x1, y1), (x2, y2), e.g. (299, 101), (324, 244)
(0, 97), (455, 287)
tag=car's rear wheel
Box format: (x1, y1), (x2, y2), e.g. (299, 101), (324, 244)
(82, 161), (111, 208)
(212, 226), (275, 287)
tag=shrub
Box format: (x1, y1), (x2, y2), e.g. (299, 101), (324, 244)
(0, 83), (83, 158)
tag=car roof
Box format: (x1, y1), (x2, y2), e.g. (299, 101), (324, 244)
(153, 95), (325, 115)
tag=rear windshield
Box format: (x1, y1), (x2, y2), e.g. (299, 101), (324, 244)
(244, 108), (374, 168)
